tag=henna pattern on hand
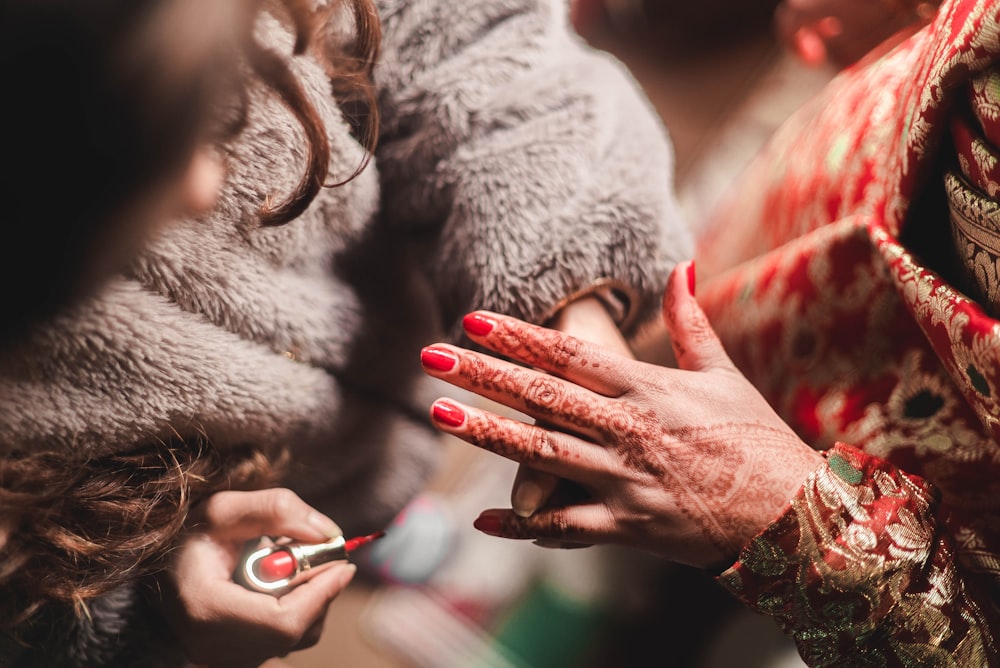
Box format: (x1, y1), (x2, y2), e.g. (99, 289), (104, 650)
(490, 319), (584, 373)
(463, 411), (567, 464)
(453, 310), (815, 562)
(683, 305), (719, 351)
(654, 423), (809, 557)
(496, 507), (578, 542)
(458, 348), (607, 435)
(664, 286), (717, 366)
(500, 415), (804, 560)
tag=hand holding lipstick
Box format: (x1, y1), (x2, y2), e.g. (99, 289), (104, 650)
(154, 488), (356, 668)
(238, 530), (385, 594)
(421, 263), (825, 570)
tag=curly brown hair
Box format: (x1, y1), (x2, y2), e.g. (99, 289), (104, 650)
(0, 438), (286, 630)
(255, 0), (382, 225)
(0, 0), (381, 634)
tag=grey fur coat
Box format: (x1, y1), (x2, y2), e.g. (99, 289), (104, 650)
(0, 0), (690, 664)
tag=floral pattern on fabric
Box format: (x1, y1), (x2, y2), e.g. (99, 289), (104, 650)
(720, 443), (994, 667)
(946, 170), (1000, 312)
(697, 0), (1000, 664)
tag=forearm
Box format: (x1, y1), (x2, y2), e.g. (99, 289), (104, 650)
(375, 0), (690, 339)
(547, 293), (633, 357)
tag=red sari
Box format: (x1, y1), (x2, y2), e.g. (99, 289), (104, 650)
(697, 1), (1000, 664)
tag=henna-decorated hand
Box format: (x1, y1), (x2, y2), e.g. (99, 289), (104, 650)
(420, 262), (824, 569)
(511, 295), (634, 540)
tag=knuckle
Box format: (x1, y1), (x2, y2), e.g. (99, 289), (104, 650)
(524, 427), (556, 463)
(272, 618), (305, 646)
(546, 510), (573, 541)
(522, 375), (564, 413)
(550, 335), (584, 369)
(604, 401), (638, 437)
(269, 488), (301, 515)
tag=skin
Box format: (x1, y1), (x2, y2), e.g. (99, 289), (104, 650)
(510, 295), (633, 526)
(421, 262), (824, 570)
(114, 152), (357, 666)
(158, 489), (355, 668)
(76, 147), (226, 314)
(3, 3), (349, 659)
(775, 0), (936, 69)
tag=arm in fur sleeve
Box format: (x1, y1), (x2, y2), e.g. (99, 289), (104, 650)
(373, 0), (692, 340)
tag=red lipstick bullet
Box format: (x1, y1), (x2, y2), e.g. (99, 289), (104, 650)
(237, 531), (385, 594)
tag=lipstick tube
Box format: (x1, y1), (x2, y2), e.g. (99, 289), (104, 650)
(237, 531), (384, 594)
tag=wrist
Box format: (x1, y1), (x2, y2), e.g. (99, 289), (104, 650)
(548, 294), (633, 357)
(544, 278), (638, 332)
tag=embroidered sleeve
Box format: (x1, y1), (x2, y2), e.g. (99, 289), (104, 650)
(717, 443), (999, 666)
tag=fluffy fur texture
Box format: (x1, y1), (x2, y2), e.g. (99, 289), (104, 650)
(0, 0), (690, 663)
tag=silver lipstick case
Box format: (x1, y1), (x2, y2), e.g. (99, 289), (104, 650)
(238, 535), (348, 594)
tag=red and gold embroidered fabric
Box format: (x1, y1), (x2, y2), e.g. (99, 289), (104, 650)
(696, 1), (1000, 663)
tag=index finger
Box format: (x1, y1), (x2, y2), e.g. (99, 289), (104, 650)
(460, 311), (636, 397)
(197, 489), (342, 544)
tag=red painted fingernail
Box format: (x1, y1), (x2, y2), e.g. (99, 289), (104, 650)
(473, 514), (502, 535)
(421, 347), (457, 372)
(432, 401), (466, 427)
(686, 261), (696, 297)
(463, 313), (495, 336)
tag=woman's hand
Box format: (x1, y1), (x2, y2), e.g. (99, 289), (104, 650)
(775, 0), (936, 69)
(155, 488), (356, 668)
(420, 263), (824, 569)
(509, 295), (634, 526)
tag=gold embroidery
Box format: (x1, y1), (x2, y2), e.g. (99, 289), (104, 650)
(963, 549), (1000, 576)
(946, 170), (1000, 312)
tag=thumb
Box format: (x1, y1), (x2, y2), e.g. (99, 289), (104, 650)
(662, 261), (738, 374)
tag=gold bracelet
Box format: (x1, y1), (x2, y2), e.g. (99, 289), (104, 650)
(543, 277), (640, 333)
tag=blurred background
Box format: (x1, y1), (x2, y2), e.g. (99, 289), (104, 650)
(285, 2), (837, 666)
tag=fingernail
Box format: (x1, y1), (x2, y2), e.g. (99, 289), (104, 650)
(432, 400), (466, 427)
(686, 261), (696, 297)
(463, 313), (495, 337)
(473, 514), (502, 535)
(512, 481), (544, 518)
(338, 563), (358, 587)
(308, 512), (342, 539)
(421, 346), (457, 372)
